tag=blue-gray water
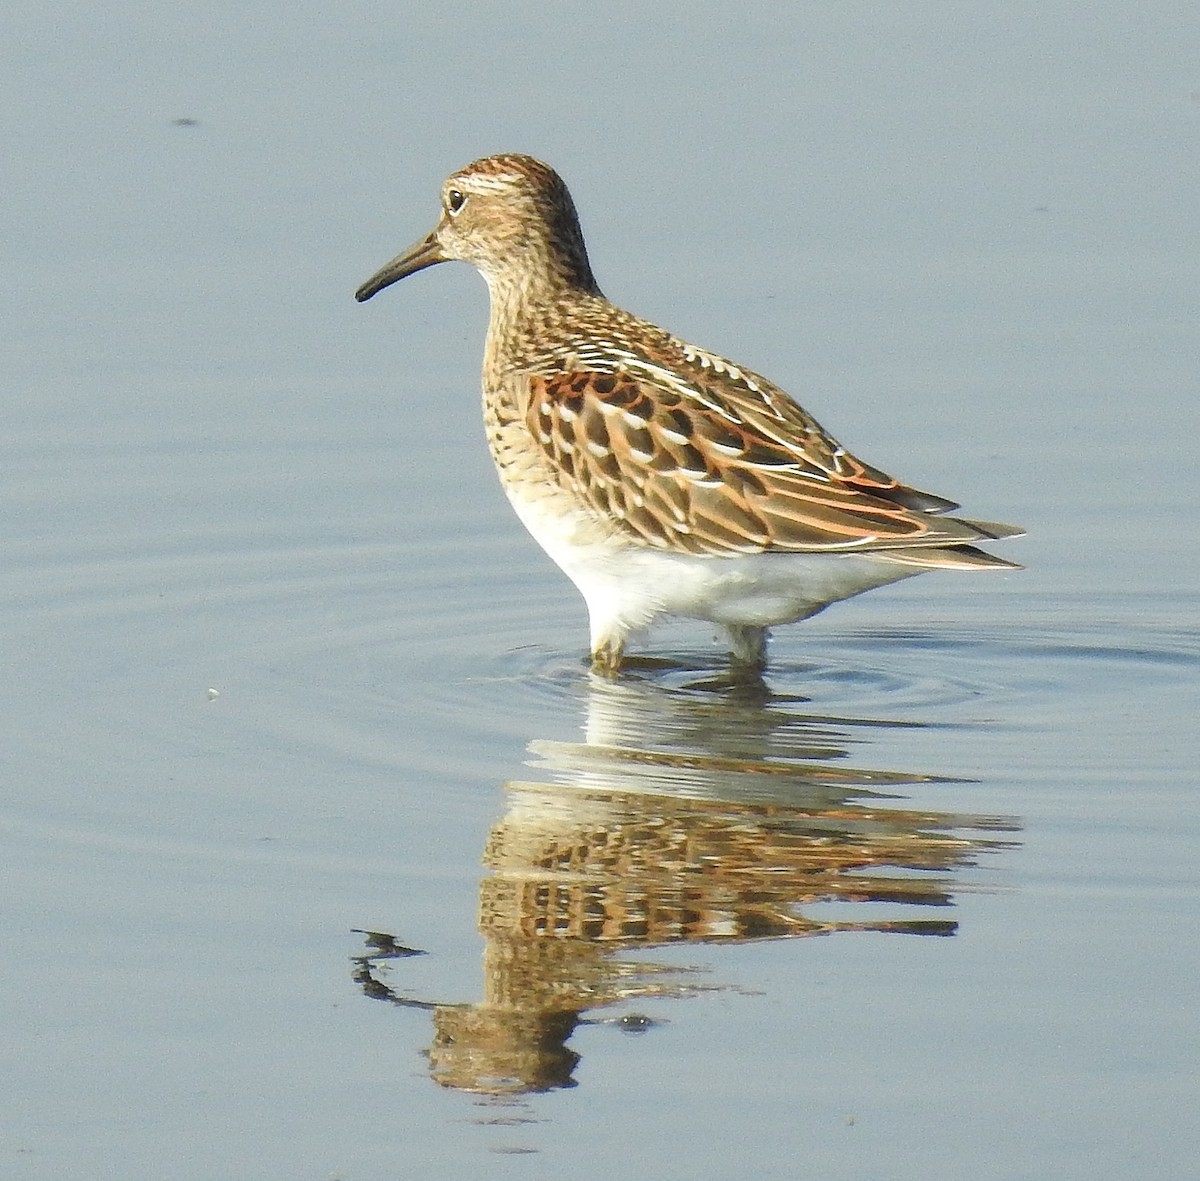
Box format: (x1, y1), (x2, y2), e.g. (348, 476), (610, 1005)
(4, 4), (1197, 1178)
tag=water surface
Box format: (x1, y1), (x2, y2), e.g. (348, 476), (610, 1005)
(3, 5), (1198, 1179)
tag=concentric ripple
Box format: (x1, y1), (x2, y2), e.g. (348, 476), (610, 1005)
(8, 480), (1198, 804)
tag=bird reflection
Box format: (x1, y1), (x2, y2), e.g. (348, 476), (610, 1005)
(353, 669), (1019, 1094)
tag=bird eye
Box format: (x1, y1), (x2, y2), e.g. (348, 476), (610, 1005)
(446, 188), (466, 214)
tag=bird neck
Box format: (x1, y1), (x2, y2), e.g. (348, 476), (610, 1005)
(482, 267), (606, 376)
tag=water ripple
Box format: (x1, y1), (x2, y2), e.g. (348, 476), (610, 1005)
(7, 519), (1197, 784)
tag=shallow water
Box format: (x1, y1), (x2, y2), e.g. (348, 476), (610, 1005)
(4, 5), (1199, 1179)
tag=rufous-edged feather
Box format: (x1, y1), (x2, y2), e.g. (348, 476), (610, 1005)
(356, 153), (1022, 670)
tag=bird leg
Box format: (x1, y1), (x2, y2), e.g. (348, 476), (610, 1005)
(726, 624), (768, 673)
(590, 637), (626, 677)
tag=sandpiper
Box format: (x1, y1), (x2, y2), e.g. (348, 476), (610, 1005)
(356, 154), (1021, 673)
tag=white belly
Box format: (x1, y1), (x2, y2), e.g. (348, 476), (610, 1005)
(506, 487), (921, 648)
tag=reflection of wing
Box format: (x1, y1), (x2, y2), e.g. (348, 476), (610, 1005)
(525, 353), (1021, 565)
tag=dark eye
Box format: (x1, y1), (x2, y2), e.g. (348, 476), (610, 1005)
(446, 188), (466, 214)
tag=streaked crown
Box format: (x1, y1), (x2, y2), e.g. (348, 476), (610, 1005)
(435, 154), (599, 296)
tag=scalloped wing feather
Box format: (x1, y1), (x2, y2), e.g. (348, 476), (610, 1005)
(525, 366), (1019, 560)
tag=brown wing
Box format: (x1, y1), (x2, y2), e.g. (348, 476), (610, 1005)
(525, 366), (1016, 557)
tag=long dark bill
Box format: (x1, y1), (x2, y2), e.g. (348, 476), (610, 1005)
(355, 231), (447, 302)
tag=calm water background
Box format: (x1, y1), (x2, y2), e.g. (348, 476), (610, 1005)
(4, 4), (1198, 1178)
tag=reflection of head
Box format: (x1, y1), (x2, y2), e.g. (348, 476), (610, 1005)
(429, 1005), (580, 1094)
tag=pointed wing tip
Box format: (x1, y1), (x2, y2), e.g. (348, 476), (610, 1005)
(875, 544), (1024, 571)
(964, 520), (1025, 541)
